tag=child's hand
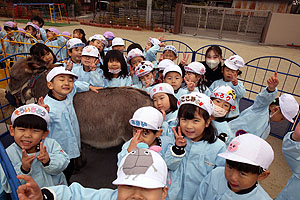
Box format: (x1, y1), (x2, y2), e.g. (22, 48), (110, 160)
(232, 75), (238, 86)
(128, 129), (143, 152)
(159, 42), (166, 48)
(160, 109), (166, 121)
(143, 78), (153, 88)
(17, 175), (43, 200)
(129, 65), (135, 77)
(144, 43), (151, 52)
(36, 32), (41, 40)
(65, 59), (73, 71)
(292, 122), (300, 141)
(21, 148), (35, 172)
(267, 72), (279, 92)
(158, 36), (165, 41)
(184, 76), (196, 92)
(37, 97), (49, 112)
(180, 52), (190, 66)
(89, 86), (103, 93)
(89, 59), (98, 71)
(36, 142), (50, 165)
(172, 127), (187, 147)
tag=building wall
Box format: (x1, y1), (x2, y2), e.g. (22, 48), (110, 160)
(264, 12), (300, 45)
(232, 0), (291, 13)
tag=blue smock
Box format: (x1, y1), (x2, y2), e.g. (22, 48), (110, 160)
(72, 64), (104, 87)
(144, 44), (160, 62)
(104, 76), (132, 87)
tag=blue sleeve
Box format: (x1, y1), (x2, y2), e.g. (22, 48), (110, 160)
(89, 68), (104, 87)
(145, 45), (160, 62)
(252, 87), (278, 111)
(282, 132), (300, 177)
(40, 28), (47, 41)
(230, 81), (245, 98)
(164, 145), (185, 171)
(73, 81), (90, 93)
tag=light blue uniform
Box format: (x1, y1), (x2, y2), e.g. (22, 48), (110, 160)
(209, 79), (245, 118)
(276, 132), (300, 200)
(0, 138), (69, 193)
(162, 110), (178, 138)
(39, 27), (47, 41)
(194, 86), (211, 96)
(104, 76), (132, 87)
(228, 87), (277, 139)
(43, 183), (118, 200)
(174, 87), (191, 99)
(193, 167), (272, 200)
(71, 64), (104, 87)
(144, 44), (160, 62)
(44, 81), (90, 159)
(212, 120), (234, 145)
(165, 137), (226, 200)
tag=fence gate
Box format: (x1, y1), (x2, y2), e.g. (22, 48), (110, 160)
(180, 5), (271, 42)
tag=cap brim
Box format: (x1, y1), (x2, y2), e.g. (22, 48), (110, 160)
(113, 176), (165, 189)
(279, 99), (295, 123)
(218, 152), (260, 167)
(224, 60), (238, 71)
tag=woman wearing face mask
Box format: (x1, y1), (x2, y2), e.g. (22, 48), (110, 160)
(210, 86), (236, 145)
(200, 45), (223, 87)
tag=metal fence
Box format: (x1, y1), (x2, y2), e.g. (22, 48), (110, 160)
(180, 5), (271, 42)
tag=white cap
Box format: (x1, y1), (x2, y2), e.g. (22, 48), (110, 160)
(82, 45), (100, 58)
(184, 62), (206, 75)
(210, 85), (236, 106)
(135, 61), (154, 77)
(67, 38), (85, 49)
(46, 67), (78, 82)
(163, 45), (177, 56)
(89, 34), (108, 47)
(127, 48), (144, 62)
(178, 92), (214, 116)
(279, 94), (299, 123)
(11, 104), (50, 126)
(112, 37), (125, 47)
(218, 133), (274, 170)
(157, 59), (175, 71)
(224, 55), (245, 70)
(129, 106), (163, 130)
(150, 83), (175, 99)
(149, 37), (161, 46)
(113, 148), (167, 189)
(163, 64), (182, 78)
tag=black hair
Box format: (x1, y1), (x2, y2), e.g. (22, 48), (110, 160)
(73, 29), (87, 44)
(177, 104), (217, 143)
(127, 43), (143, 53)
(4, 26), (18, 32)
(13, 114), (47, 131)
(270, 97), (279, 106)
(30, 43), (57, 64)
(132, 126), (158, 135)
(30, 16), (44, 27)
(167, 93), (178, 113)
(102, 50), (129, 80)
(226, 159), (264, 175)
(222, 65), (242, 76)
(205, 45), (222, 58)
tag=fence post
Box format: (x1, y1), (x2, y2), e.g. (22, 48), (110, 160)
(219, 9), (225, 39)
(173, 3), (183, 34)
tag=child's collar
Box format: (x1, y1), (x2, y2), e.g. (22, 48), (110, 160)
(227, 181), (257, 195)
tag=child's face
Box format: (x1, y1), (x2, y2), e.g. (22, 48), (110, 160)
(46, 31), (56, 39)
(222, 66), (238, 82)
(184, 72), (201, 84)
(9, 126), (48, 154)
(225, 162), (260, 193)
(108, 59), (121, 70)
(118, 185), (168, 200)
(163, 50), (177, 61)
(140, 72), (155, 87)
(25, 26), (36, 36)
(112, 45), (125, 53)
(212, 98), (231, 113)
(130, 56), (144, 69)
(164, 72), (183, 91)
(132, 127), (161, 147)
(47, 74), (74, 100)
(41, 51), (54, 65)
(153, 93), (171, 113)
(68, 47), (83, 64)
(91, 40), (105, 52)
(73, 31), (82, 39)
(81, 55), (98, 67)
(269, 106), (285, 122)
(179, 110), (210, 142)
(31, 20), (41, 27)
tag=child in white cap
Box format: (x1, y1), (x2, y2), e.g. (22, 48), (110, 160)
(132, 61), (157, 91)
(0, 104), (69, 194)
(162, 45), (177, 61)
(43, 67), (102, 183)
(117, 106), (172, 166)
(112, 37), (125, 53)
(209, 55), (246, 121)
(184, 61), (210, 95)
(127, 48), (145, 84)
(88, 34), (107, 65)
(150, 83), (179, 138)
(229, 72), (299, 139)
(65, 38), (85, 66)
(17, 147), (169, 200)
(194, 133), (274, 200)
(156, 59), (175, 83)
(44, 28), (67, 60)
(71, 45), (104, 87)
(144, 37), (166, 62)
(276, 122), (300, 200)
(210, 85), (236, 145)
(165, 92), (226, 200)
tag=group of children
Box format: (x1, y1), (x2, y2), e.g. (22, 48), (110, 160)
(0, 17), (299, 200)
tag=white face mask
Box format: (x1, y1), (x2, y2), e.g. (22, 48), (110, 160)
(212, 104), (228, 118)
(206, 59), (220, 69)
(142, 78), (155, 87)
(109, 68), (121, 74)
